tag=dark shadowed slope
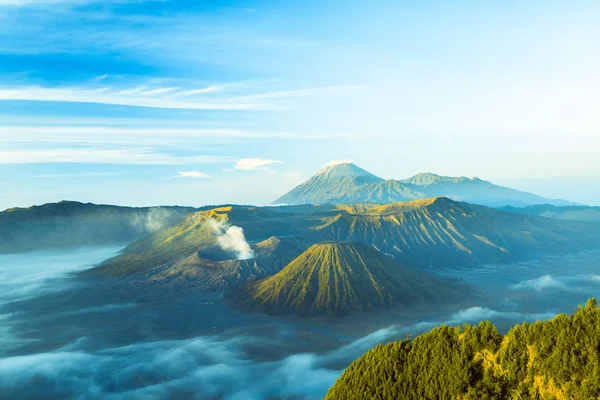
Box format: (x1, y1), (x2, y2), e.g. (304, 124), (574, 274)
(273, 163), (575, 207)
(0, 201), (196, 253)
(231, 242), (465, 316)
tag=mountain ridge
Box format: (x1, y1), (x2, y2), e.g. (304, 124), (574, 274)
(273, 162), (576, 207)
(0, 201), (197, 254)
(230, 242), (465, 316)
(91, 197), (600, 288)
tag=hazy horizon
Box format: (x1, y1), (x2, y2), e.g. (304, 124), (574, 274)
(2, 163), (600, 210)
(2, 0), (600, 208)
(3, 164), (600, 210)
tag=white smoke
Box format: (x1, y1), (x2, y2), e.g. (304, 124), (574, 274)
(129, 208), (176, 233)
(142, 208), (171, 232)
(208, 219), (254, 260)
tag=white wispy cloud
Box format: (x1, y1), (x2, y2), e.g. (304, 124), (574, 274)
(0, 86), (266, 111)
(139, 87), (181, 96)
(229, 85), (370, 101)
(0, 81), (366, 111)
(0, 126), (344, 146)
(115, 85), (149, 96)
(175, 85), (223, 97)
(90, 74), (109, 82)
(234, 158), (283, 170)
(0, 148), (233, 165)
(176, 171), (210, 179)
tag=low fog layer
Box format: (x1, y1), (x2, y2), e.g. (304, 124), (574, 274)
(0, 306), (571, 399)
(1, 249), (599, 399)
(511, 274), (600, 292)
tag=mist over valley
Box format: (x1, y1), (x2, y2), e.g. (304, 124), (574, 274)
(1, 163), (600, 399)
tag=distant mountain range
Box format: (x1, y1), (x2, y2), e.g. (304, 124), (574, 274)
(231, 242), (465, 317)
(500, 204), (600, 222)
(92, 198), (600, 301)
(0, 201), (196, 253)
(273, 162), (576, 208)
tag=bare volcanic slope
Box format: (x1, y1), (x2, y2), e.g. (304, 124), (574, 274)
(273, 162), (418, 205)
(148, 235), (309, 291)
(308, 197), (600, 268)
(90, 206), (315, 290)
(231, 242), (464, 317)
(92, 199), (600, 287)
(273, 162), (575, 207)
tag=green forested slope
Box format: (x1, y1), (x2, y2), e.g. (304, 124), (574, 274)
(326, 299), (600, 400)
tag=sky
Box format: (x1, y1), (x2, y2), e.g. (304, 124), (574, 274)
(1, 0), (600, 209)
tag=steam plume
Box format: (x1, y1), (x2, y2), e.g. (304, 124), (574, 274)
(208, 219), (254, 260)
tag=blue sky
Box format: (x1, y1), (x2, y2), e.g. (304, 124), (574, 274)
(1, 0), (600, 208)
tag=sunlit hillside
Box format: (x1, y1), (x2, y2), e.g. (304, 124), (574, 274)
(326, 299), (600, 399)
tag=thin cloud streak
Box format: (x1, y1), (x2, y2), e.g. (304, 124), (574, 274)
(0, 82), (368, 111)
(139, 87), (182, 96)
(0, 86), (266, 111)
(228, 85), (370, 101)
(235, 158), (283, 170)
(176, 171), (211, 179)
(0, 149), (233, 165)
(175, 85), (223, 97)
(0, 126), (351, 144)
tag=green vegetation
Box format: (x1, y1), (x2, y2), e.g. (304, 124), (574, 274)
(273, 162), (574, 207)
(232, 242), (465, 316)
(0, 201), (195, 253)
(326, 299), (600, 400)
